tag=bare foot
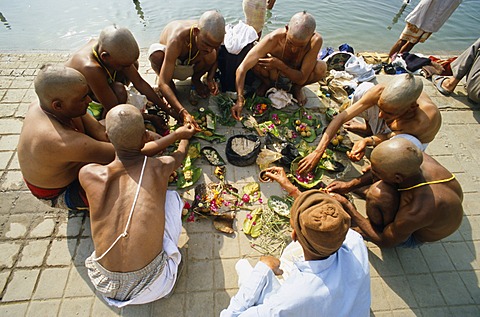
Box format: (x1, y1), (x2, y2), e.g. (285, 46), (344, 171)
(292, 85), (307, 106)
(442, 77), (457, 92)
(343, 120), (368, 134)
(192, 77), (209, 98)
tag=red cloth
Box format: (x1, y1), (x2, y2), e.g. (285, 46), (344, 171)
(429, 56), (458, 76)
(24, 178), (65, 199)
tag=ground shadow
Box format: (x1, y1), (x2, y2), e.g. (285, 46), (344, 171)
(369, 215), (479, 316)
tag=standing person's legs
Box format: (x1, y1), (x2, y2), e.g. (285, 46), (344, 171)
(454, 38), (480, 103)
(441, 38), (480, 102)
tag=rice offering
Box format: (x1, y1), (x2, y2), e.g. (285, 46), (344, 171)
(231, 137), (257, 156)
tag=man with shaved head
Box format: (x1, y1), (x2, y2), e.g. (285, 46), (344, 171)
(149, 10), (225, 115)
(18, 64), (196, 211)
(80, 104), (191, 306)
(222, 181), (370, 316)
(66, 25), (179, 126)
(231, 11), (327, 120)
(298, 73), (441, 174)
(330, 138), (463, 248)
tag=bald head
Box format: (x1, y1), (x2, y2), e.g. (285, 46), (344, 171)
(98, 25), (140, 63)
(34, 64), (87, 109)
(381, 73), (423, 110)
(288, 11), (316, 41)
(106, 104), (145, 150)
(371, 138), (423, 179)
(198, 10), (226, 43)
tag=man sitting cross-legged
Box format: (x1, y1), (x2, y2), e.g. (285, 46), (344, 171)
(329, 138), (464, 248)
(222, 168), (370, 316)
(18, 64), (195, 211)
(231, 11), (327, 120)
(149, 10), (225, 113)
(80, 104), (192, 306)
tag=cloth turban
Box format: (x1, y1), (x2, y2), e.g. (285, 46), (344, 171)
(291, 189), (351, 258)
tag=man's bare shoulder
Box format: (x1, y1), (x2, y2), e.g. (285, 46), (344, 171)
(160, 20), (195, 45)
(262, 28), (286, 43)
(417, 92), (439, 111)
(79, 162), (107, 183)
(65, 39), (99, 72)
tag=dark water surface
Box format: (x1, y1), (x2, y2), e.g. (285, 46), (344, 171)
(0, 0), (479, 54)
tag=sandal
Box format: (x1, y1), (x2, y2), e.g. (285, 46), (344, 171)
(432, 75), (452, 96)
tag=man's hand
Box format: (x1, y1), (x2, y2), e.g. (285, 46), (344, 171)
(328, 192), (353, 211)
(260, 255), (283, 276)
(347, 139), (367, 162)
(176, 124), (196, 140)
(231, 100), (244, 121)
(297, 151), (322, 174)
(326, 180), (352, 194)
(257, 55), (282, 71)
(181, 111), (201, 132)
(263, 167), (291, 187)
(206, 79), (220, 96)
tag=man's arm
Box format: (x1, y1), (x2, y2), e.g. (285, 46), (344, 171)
(331, 193), (425, 247)
(158, 41), (189, 120)
(297, 86), (382, 174)
(141, 124), (195, 157)
(262, 34), (322, 85)
(326, 171), (375, 194)
(81, 112), (109, 142)
(231, 37), (277, 120)
(169, 138), (190, 170)
(59, 130), (115, 164)
(82, 66), (121, 113)
(347, 133), (389, 162)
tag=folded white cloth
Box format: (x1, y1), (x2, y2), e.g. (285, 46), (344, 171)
(224, 21), (258, 55)
(266, 87), (297, 109)
(345, 55), (375, 82)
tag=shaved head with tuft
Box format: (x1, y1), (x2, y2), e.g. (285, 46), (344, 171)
(106, 104), (146, 150)
(381, 73), (423, 110)
(288, 11), (316, 42)
(98, 25), (140, 63)
(34, 64), (87, 109)
(198, 10), (226, 43)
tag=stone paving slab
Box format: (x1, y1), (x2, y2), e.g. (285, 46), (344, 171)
(0, 52), (478, 316)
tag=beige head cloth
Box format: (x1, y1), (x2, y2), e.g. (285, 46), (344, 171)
(290, 189), (351, 258)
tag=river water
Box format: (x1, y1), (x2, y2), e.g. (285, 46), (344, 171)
(0, 0), (479, 54)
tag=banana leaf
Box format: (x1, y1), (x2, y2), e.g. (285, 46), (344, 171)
(194, 131), (226, 143)
(267, 195), (291, 218)
(290, 157), (324, 189)
(213, 94), (237, 127)
(200, 146), (226, 166)
(243, 207), (263, 238)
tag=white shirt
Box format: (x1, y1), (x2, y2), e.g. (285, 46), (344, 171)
(221, 230), (371, 317)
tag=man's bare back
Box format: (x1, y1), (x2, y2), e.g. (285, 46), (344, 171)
(395, 154), (463, 242)
(331, 138), (463, 248)
(81, 156), (174, 271)
(385, 92), (441, 144)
